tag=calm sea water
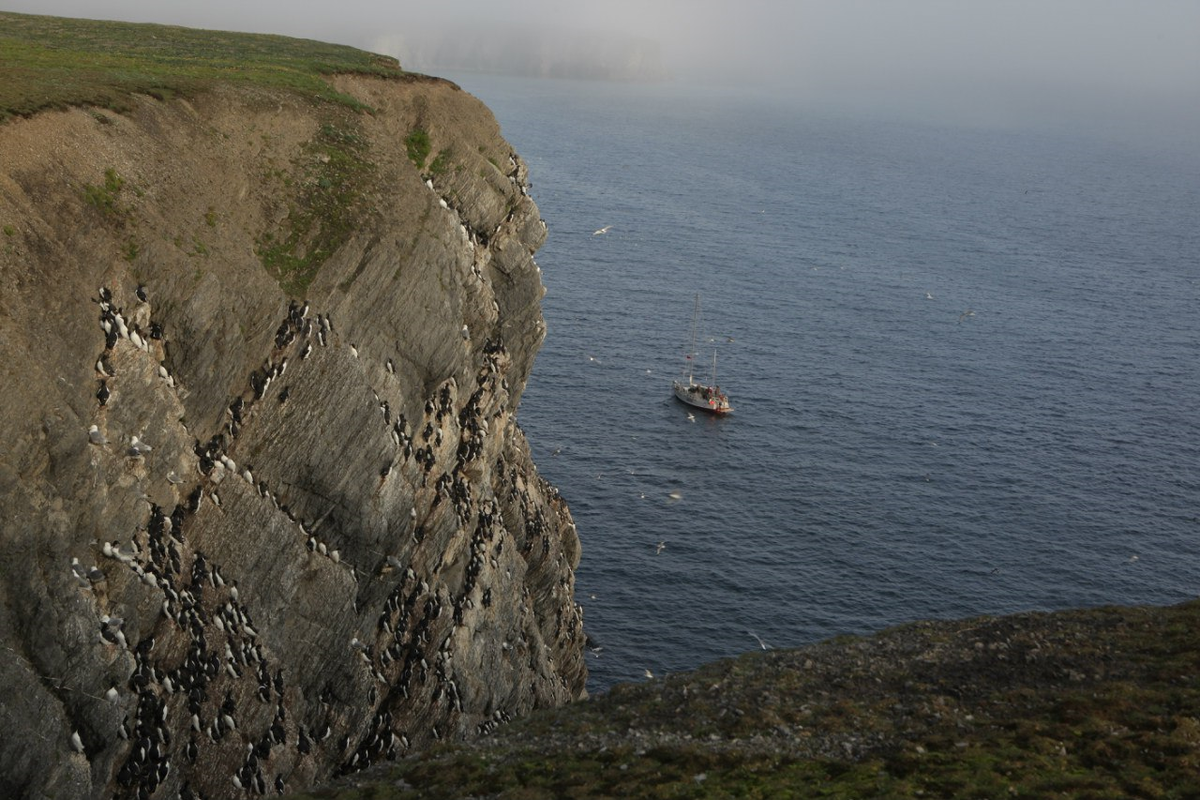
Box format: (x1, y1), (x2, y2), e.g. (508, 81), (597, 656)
(449, 74), (1200, 694)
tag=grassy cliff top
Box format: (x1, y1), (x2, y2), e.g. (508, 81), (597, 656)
(0, 11), (405, 122)
(296, 599), (1200, 798)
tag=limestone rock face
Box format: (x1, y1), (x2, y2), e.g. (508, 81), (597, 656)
(0, 75), (585, 799)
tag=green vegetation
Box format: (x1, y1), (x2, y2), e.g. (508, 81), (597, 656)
(257, 121), (373, 295)
(0, 10), (406, 123)
(2, 225), (14, 236)
(83, 167), (128, 217)
(404, 128), (431, 169)
(428, 148), (452, 176)
(288, 601), (1200, 799)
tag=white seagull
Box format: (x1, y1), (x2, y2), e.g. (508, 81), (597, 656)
(592, 225), (612, 236)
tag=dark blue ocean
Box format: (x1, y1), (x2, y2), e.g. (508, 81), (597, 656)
(449, 74), (1200, 694)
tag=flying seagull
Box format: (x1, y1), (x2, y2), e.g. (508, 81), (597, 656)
(592, 225), (612, 235)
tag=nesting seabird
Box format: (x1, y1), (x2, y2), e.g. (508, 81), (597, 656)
(128, 436), (152, 457)
(88, 425), (107, 446)
(136, 285), (148, 303)
(96, 381), (110, 406)
(70, 730), (85, 754)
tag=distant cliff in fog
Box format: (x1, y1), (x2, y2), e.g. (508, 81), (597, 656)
(377, 23), (668, 83)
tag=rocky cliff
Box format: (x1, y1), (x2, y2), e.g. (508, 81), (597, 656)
(0, 40), (585, 799)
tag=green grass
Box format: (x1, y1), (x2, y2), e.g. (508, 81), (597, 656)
(285, 601), (1200, 799)
(0, 10), (406, 122)
(428, 149), (451, 176)
(404, 128), (431, 169)
(83, 167), (126, 216)
(257, 121), (374, 295)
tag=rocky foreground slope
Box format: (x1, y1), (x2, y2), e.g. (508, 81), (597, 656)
(300, 599), (1200, 798)
(0, 19), (584, 798)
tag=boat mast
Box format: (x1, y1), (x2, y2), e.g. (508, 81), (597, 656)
(685, 294), (700, 384)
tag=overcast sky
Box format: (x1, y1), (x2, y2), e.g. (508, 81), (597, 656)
(7, 1), (1199, 136)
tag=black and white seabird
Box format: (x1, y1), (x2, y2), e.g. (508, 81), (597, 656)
(96, 381), (110, 406)
(136, 285), (148, 303)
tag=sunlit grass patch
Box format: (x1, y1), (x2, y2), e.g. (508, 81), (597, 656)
(0, 10), (406, 122)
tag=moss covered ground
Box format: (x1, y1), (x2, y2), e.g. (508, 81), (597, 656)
(0, 10), (404, 122)
(292, 600), (1200, 799)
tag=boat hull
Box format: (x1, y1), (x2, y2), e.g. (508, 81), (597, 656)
(673, 380), (732, 414)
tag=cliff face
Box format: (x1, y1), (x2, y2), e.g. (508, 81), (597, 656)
(0, 74), (585, 798)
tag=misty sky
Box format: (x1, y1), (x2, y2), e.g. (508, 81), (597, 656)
(6, 1), (1199, 135)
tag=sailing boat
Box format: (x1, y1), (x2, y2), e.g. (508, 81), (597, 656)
(673, 295), (732, 414)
